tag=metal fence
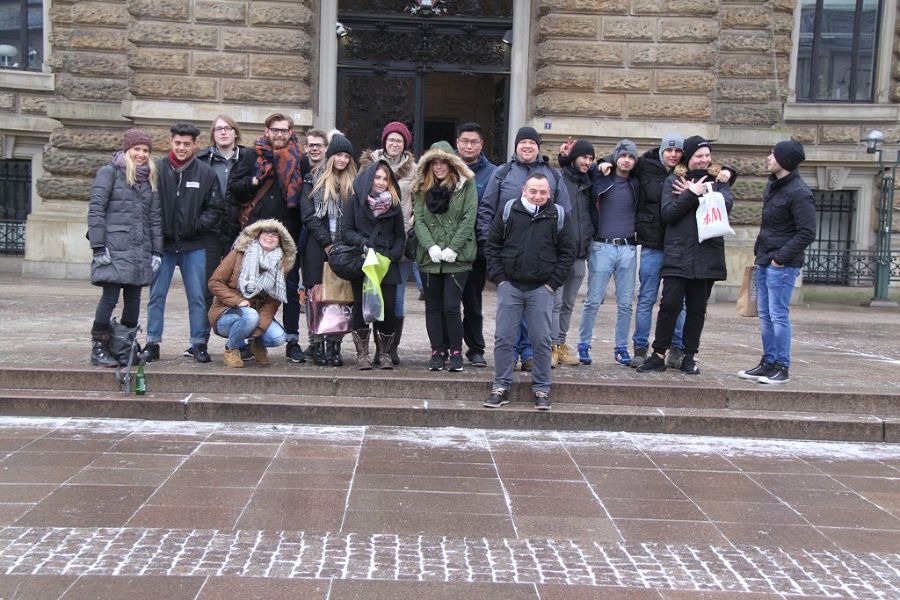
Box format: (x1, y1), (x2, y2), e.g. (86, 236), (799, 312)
(805, 249), (900, 286)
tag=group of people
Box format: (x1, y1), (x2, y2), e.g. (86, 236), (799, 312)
(87, 115), (816, 411)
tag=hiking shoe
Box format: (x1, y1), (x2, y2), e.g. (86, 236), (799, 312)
(448, 350), (464, 372)
(534, 390), (551, 411)
(189, 343), (211, 363)
(429, 350), (445, 371)
(614, 348), (632, 366)
(250, 339), (270, 365)
(577, 343), (592, 365)
(145, 342), (160, 362)
(665, 347), (684, 369)
(636, 352), (666, 373)
(557, 343), (580, 366)
(467, 352), (487, 368)
(738, 361), (775, 380)
(520, 358), (533, 372)
(680, 352), (700, 375)
(223, 347), (244, 368)
(484, 387), (509, 408)
(630, 347), (648, 369)
(759, 363), (790, 385)
(285, 341), (306, 363)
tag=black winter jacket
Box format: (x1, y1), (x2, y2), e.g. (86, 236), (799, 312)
(199, 145), (244, 245)
(155, 156), (222, 254)
(560, 164), (595, 259)
(755, 171), (817, 268)
(660, 169), (734, 281)
(634, 148), (674, 250)
(342, 161), (405, 285)
(299, 172), (351, 287)
(485, 200), (575, 292)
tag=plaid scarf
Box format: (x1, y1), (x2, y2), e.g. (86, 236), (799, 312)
(238, 240), (287, 303)
(253, 135), (304, 208)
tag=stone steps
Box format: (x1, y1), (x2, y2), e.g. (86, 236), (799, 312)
(0, 368), (897, 442)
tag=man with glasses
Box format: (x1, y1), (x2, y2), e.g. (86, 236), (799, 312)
(455, 122), (496, 367)
(230, 113), (307, 363)
(301, 129), (328, 175)
(145, 122), (223, 363)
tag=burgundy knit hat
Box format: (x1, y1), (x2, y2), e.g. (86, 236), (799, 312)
(122, 128), (153, 153)
(381, 121), (412, 151)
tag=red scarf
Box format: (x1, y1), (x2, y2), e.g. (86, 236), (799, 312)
(168, 151), (191, 169)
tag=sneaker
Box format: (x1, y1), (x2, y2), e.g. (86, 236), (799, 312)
(557, 344), (581, 366)
(285, 341), (306, 363)
(448, 350), (464, 372)
(239, 344), (254, 361)
(429, 350), (445, 371)
(577, 343), (592, 365)
(182, 346), (194, 358)
(630, 347), (648, 369)
(145, 342), (160, 362)
(636, 352), (666, 373)
(759, 362), (790, 385)
(738, 361), (775, 381)
(665, 347), (685, 369)
(484, 387), (509, 408)
(467, 352), (487, 368)
(520, 358), (533, 372)
(680, 352), (700, 375)
(534, 390), (551, 411)
(614, 348), (632, 366)
(190, 343), (211, 364)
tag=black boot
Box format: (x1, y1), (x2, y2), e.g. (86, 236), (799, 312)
(680, 352), (700, 375)
(327, 338), (344, 367)
(90, 328), (118, 368)
(389, 317), (403, 366)
(312, 340), (328, 366)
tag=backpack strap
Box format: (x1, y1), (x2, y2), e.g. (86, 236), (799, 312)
(501, 198), (565, 237)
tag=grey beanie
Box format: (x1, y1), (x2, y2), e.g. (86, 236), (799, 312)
(613, 139), (638, 163)
(659, 133), (684, 161)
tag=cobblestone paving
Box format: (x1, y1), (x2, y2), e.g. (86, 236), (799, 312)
(0, 527), (897, 598)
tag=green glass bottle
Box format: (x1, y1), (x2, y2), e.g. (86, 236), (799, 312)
(134, 363), (146, 395)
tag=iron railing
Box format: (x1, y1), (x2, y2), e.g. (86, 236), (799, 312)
(805, 249), (900, 286)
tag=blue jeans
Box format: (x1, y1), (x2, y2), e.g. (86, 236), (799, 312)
(215, 307), (286, 349)
(147, 248), (208, 345)
(757, 264), (800, 367)
(633, 247), (684, 351)
(514, 319), (532, 361)
(578, 242), (636, 350)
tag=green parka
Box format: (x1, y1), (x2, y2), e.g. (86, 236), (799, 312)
(413, 141), (477, 274)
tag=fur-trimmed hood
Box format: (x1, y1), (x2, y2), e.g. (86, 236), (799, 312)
(359, 149), (416, 180)
(413, 142), (474, 194)
(233, 218), (296, 270)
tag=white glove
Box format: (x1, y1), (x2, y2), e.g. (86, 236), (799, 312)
(428, 245), (443, 263)
(440, 248), (457, 263)
(151, 254), (161, 274)
(93, 248), (112, 266)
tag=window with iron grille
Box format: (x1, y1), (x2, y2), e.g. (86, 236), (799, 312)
(0, 159), (31, 255)
(0, 0), (43, 72)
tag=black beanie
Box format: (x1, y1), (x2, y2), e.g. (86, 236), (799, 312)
(514, 126), (541, 148)
(569, 139), (595, 160)
(326, 133), (354, 160)
(773, 140), (805, 172)
(682, 135), (710, 165)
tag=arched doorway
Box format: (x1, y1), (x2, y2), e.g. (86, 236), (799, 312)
(335, 1), (514, 163)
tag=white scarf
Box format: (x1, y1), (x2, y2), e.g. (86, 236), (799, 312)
(238, 239), (287, 303)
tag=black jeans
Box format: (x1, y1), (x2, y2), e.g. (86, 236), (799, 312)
(351, 279), (397, 334)
(94, 283), (142, 331)
(204, 234), (229, 338)
(652, 277), (714, 355)
(423, 271), (469, 352)
(461, 253), (486, 356)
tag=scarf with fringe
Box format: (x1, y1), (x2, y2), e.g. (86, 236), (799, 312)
(253, 135), (304, 208)
(238, 239), (287, 303)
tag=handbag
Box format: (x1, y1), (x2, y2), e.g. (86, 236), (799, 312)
(239, 179), (274, 230)
(737, 265), (758, 317)
(696, 182), (735, 242)
(307, 284), (353, 335)
(404, 228), (418, 261)
(327, 220), (385, 281)
(320, 262), (354, 304)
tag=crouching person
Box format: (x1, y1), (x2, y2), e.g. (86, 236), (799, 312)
(208, 219), (295, 367)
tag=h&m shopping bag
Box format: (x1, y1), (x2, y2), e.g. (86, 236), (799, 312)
(696, 182), (735, 242)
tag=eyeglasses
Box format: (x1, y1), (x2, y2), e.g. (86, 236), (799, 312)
(457, 138), (482, 147)
(213, 126), (233, 133)
(268, 128), (291, 136)
(306, 143), (325, 149)
(385, 137), (405, 145)
(260, 230), (280, 238)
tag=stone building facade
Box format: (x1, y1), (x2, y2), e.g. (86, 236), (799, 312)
(0, 0), (897, 297)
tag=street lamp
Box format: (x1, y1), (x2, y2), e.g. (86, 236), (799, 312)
(862, 129), (898, 306)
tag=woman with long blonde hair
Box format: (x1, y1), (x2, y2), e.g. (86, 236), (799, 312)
(299, 133), (358, 366)
(86, 128), (162, 366)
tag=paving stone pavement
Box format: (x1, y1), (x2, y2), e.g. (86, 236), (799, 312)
(0, 417), (897, 598)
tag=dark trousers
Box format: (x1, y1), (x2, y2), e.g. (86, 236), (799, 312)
(423, 271), (469, 352)
(351, 279), (397, 335)
(461, 254), (487, 356)
(94, 283), (142, 330)
(652, 277), (714, 355)
(203, 233), (229, 341)
(282, 209), (304, 340)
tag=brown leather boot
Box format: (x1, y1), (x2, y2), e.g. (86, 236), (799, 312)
(352, 328), (372, 370)
(223, 347), (244, 368)
(249, 339), (269, 365)
(376, 331), (394, 370)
